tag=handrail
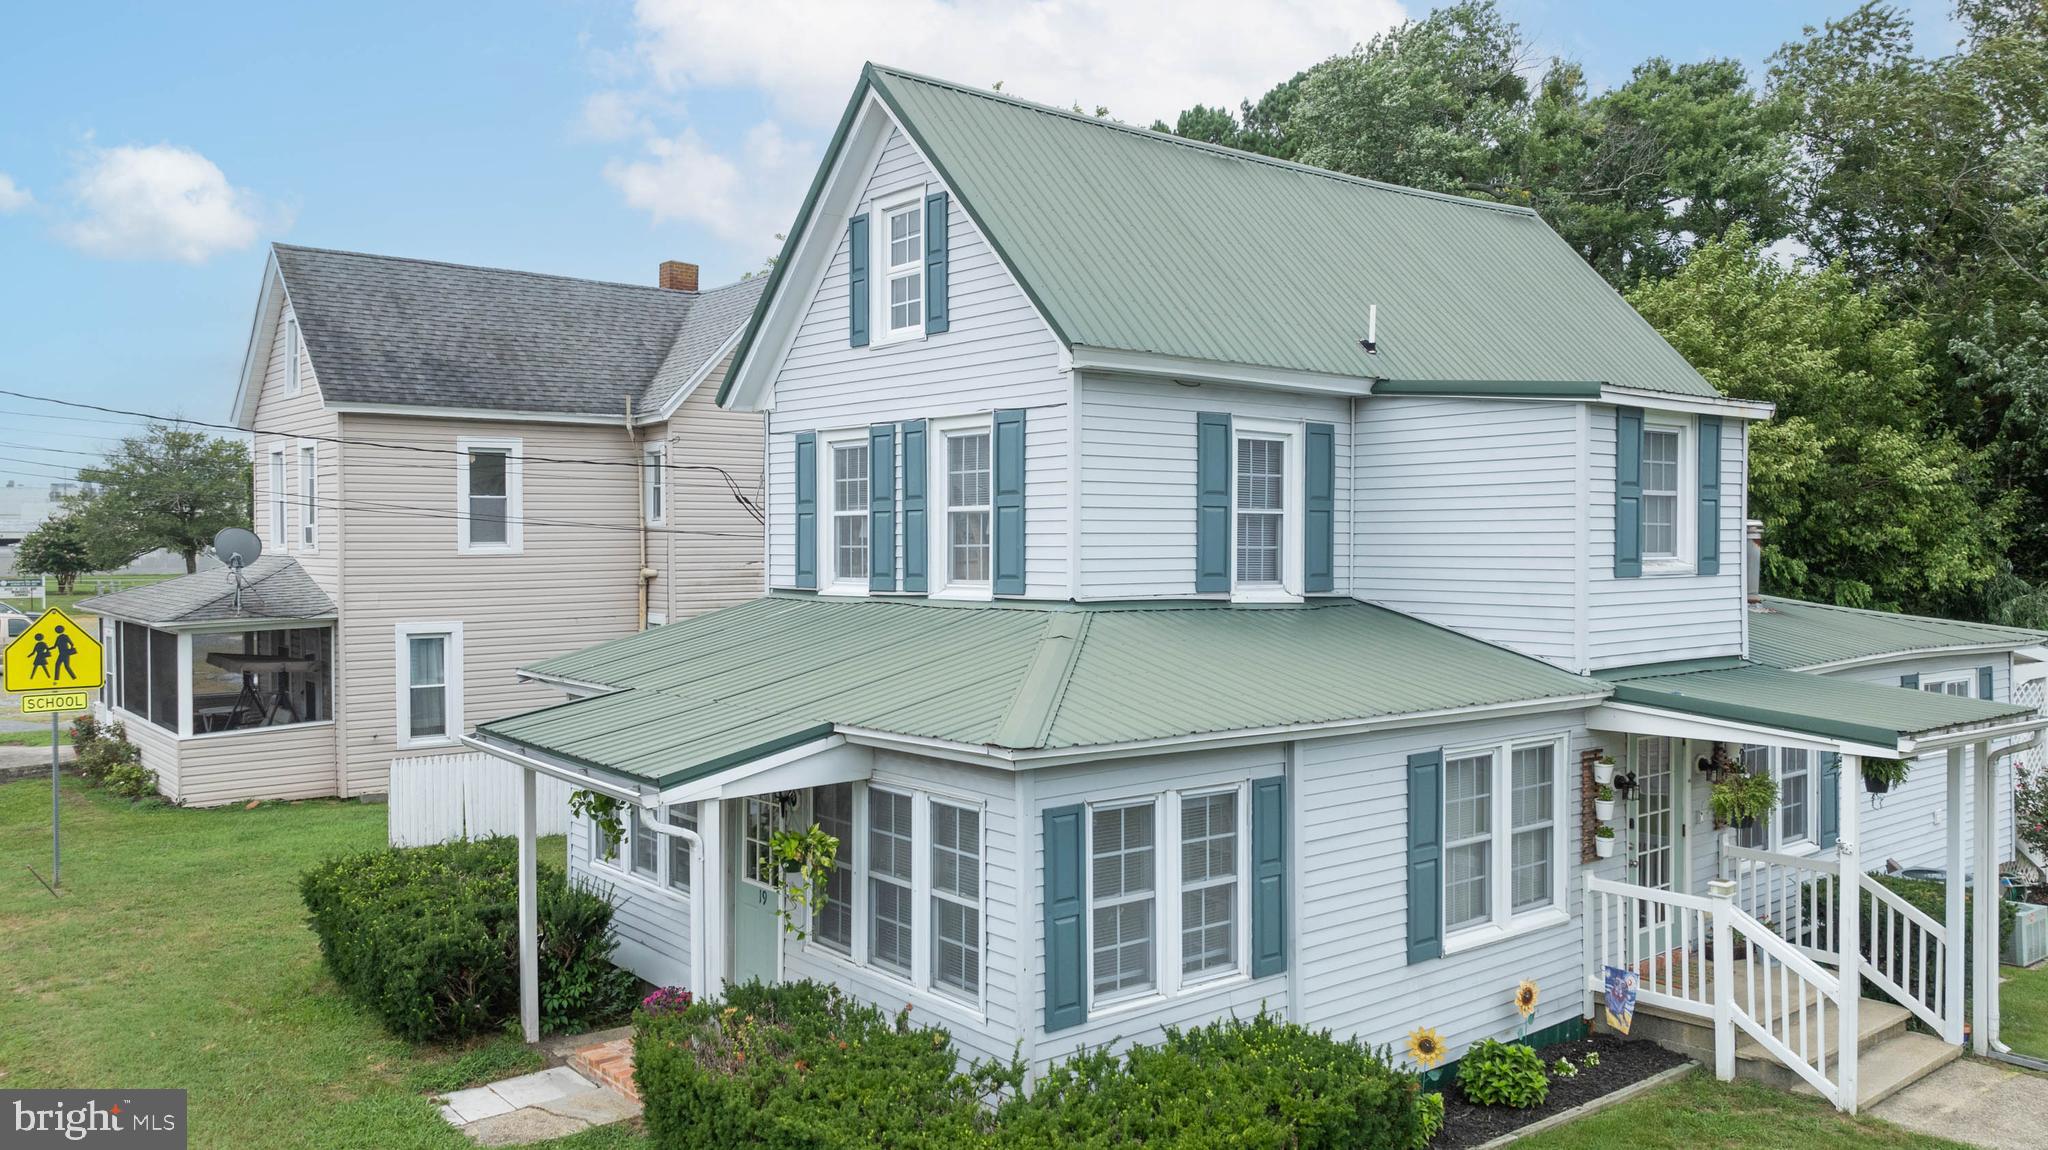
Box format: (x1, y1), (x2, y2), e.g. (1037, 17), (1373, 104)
(1725, 903), (1842, 993)
(1866, 878), (1946, 940)
(1723, 901), (1845, 1107)
(1585, 875), (1721, 914)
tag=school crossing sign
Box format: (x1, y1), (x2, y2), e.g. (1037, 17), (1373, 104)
(3, 608), (102, 712)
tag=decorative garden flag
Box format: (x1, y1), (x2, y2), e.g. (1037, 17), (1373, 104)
(1603, 965), (1639, 1036)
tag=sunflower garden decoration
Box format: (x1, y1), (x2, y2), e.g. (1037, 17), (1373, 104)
(1406, 1025), (1447, 1071)
(1514, 979), (1540, 1038)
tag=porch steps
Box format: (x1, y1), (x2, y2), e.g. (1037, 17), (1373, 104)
(567, 1037), (639, 1103)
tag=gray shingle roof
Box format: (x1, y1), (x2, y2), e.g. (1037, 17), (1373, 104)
(76, 556), (335, 626)
(642, 276), (768, 411)
(272, 245), (756, 418)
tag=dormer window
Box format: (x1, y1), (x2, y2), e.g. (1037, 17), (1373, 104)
(879, 196), (923, 339)
(1641, 427), (1681, 559)
(1230, 418), (1304, 602)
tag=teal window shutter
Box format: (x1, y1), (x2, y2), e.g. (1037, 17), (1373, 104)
(1901, 672), (1920, 690)
(1304, 423), (1335, 594)
(847, 214), (870, 348)
(1251, 776), (1288, 978)
(793, 433), (817, 589)
(1697, 415), (1721, 576)
(924, 192), (949, 334)
(868, 424), (896, 591)
(1818, 752), (1840, 850)
(1980, 665), (1996, 700)
(1614, 407), (1643, 578)
(1196, 412), (1232, 593)
(901, 420), (928, 592)
(993, 409), (1026, 595)
(1407, 749), (1444, 964)
(1043, 804), (1087, 1032)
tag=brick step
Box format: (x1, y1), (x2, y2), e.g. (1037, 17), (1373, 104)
(568, 1037), (638, 1103)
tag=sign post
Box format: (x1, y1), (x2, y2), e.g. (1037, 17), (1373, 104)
(4, 608), (104, 891)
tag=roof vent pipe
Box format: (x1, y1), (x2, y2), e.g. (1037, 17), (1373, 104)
(1359, 304), (1379, 354)
(1745, 519), (1764, 605)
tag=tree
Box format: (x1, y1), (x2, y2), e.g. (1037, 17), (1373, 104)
(13, 514), (97, 594)
(1627, 230), (2009, 614)
(71, 424), (252, 573)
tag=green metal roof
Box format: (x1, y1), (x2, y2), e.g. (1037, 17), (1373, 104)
(1600, 661), (2032, 749)
(1749, 596), (2048, 671)
(481, 595), (1603, 789)
(721, 64), (1721, 404)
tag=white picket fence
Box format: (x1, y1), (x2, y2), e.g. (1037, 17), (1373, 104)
(387, 752), (571, 847)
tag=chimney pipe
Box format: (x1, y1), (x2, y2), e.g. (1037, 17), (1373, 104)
(1745, 519), (1764, 605)
(659, 261), (699, 292)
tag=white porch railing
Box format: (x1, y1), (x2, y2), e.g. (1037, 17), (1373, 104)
(1722, 902), (1847, 1106)
(1722, 844), (1953, 1039)
(1584, 876), (1716, 1018)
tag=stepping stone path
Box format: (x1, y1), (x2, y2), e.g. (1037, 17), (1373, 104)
(435, 1061), (640, 1146)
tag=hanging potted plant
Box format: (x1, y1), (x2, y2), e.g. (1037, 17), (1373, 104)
(1594, 783), (1616, 822)
(568, 790), (625, 861)
(1593, 755), (1616, 787)
(1710, 771), (1778, 831)
(761, 823), (840, 940)
(1594, 824), (1616, 859)
(1863, 757), (1911, 795)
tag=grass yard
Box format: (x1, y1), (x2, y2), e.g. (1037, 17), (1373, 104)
(0, 777), (645, 1150)
(1513, 1073), (1974, 1150)
(2001, 957), (2048, 1059)
(0, 729), (73, 747)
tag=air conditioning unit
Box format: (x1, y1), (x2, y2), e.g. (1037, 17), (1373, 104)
(2008, 902), (2048, 969)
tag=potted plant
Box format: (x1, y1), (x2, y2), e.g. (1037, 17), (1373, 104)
(1594, 783), (1616, 821)
(1710, 771), (1778, 831)
(1594, 824), (1616, 859)
(762, 823), (840, 940)
(1863, 757), (1911, 795)
(568, 790), (625, 861)
(1593, 756), (1616, 787)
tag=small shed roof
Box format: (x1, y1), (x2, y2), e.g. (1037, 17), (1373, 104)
(1748, 596), (2048, 672)
(76, 557), (335, 627)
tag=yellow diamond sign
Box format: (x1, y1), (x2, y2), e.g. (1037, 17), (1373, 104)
(4, 608), (103, 693)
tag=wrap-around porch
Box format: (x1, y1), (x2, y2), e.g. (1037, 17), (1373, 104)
(1585, 661), (2045, 1112)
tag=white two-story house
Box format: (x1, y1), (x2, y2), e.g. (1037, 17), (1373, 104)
(471, 66), (2048, 1112)
(80, 247), (766, 806)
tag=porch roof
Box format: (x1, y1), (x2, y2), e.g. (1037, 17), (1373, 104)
(75, 557), (335, 627)
(1748, 596), (2048, 672)
(476, 594), (1602, 789)
(1597, 660), (2034, 752)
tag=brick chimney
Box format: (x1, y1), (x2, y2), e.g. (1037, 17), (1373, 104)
(658, 261), (699, 292)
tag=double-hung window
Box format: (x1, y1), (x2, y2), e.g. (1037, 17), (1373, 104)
(268, 449), (287, 548)
(457, 437), (521, 552)
(1640, 428), (1680, 559)
(1738, 744), (1818, 851)
(643, 444), (665, 525)
(945, 429), (991, 586)
(665, 805), (697, 894)
(1179, 790), (1239, 980)
(1229, 419), (1304, 600)
(589, 801), (698, 896)
(1442, 735), (1567, 946)
(814, 783), (855, 952)
(631, 808), (659, 879)
(299, 443), (317, 549)
(867, 787), (915, 977)
(396, 623), (461, 747)
(830, 440), (869, 589)
(879, 196), (923, 339)
(1090, 801), (1157, 1001)
(930, 801), (982, 999)
(1921, 672), (1975, 698)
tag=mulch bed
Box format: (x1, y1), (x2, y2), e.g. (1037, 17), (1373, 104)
(1432, 1033), (1690, 1150)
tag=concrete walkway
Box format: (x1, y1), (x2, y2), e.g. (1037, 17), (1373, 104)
(1870, 1057), (2048, 1150)
(435, 1065), (640, 1146)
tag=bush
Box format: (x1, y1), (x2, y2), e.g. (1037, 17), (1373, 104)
(1413, 1091), (1444, 1148)
(1803, 874), (2017, 1014)
(74, 719), (140, 787)
(1001, 1011), (1418, 1150)
(635, 980), (1006, 1150)
(68, 712), (101, 748)
(103, 760), (157, 800)
(300, 837), (637, 1042)
(1456, 1038), (1548, 1109)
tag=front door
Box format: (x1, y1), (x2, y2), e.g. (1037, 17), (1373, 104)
(730, 796), (782, 985)
(1631, 736), (1686, 953)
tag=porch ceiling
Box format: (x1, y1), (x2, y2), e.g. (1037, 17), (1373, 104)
(1598, 661), (2035, 752)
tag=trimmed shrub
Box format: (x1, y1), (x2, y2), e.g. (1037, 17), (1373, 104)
(75, 719), (140, 786)
(1000, 1011), (1419, 1150)
(102, 760), (157, 800)
(300, 837), (637, 1042)
(635, 980), (1008, 1150)
(1456, 1038), (1548, 1108)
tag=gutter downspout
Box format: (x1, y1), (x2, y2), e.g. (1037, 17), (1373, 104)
(1985, 732), (2042, 1060)
(627, 397), (653, 630)
(639, 807), (709, 1002)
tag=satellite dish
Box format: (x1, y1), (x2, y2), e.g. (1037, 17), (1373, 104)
(214, 527), (262, 570)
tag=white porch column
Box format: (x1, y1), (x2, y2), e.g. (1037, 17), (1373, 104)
(1973, 739), (1996, 1055)
(1708, 878), (1737, 1082)
(697, 797), (726, 995)
(517, 766), (539, 1044)
(1946, 747), (1968, 1045)
(1837, 752), (1861, 1112)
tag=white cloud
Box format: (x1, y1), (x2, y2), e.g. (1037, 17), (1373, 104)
(592, 0), (1406, 250)
(59, 143), (278, 263)
(0, 174), (31, 213)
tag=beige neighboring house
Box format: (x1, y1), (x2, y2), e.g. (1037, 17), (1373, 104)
(79, 245), (767, 806)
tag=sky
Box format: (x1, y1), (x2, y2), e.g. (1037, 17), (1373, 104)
(0, 0), (1967, 478)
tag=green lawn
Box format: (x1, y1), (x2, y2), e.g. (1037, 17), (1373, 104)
(0, 729), (73, 747)
(2002, 958), (2048, 1059)
(1514, 1073), (1973, 1149)
(0, 777), (644, 1150)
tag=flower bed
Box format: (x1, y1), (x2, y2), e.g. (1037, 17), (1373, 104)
(1432, 1033), (1688, 1149)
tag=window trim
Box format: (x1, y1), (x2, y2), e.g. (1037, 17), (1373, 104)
(1440, 732), (1571, 955)
(1920, 670), (1976, 697)
(393, 621), (463, 750)
(1639, 416), (1696, 574)
(928, 413), (995, 600)
(643, 441), (666, 527)
(1230, 416), (1305, 603)
(870, 186), (928, 345)
(297, 439), (319, 552)
(817, 428), (873, 596)
(283, 312), (302, 397)
(455, 436), (524, 555)
(267, 447), (288, 550)
(588, 799), (699, 904)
